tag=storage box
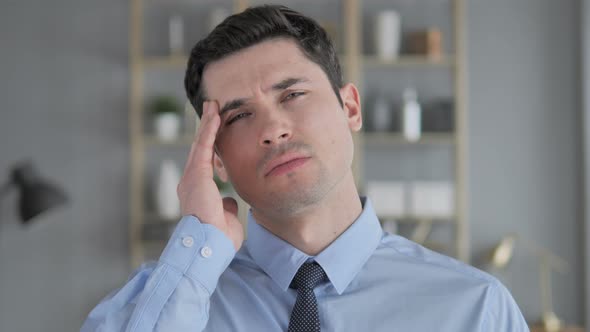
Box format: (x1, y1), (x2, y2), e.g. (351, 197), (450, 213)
(366, 181), (405, 217)
(409, 181), (454, 217)
(406, 28), (443, 58)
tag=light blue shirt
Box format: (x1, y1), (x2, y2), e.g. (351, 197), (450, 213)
(82, 198), (529, 331)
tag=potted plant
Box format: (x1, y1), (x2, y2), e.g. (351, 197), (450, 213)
(149, 95), (183, 141)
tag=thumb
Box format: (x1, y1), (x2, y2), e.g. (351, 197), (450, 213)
(222, 196), (239, 217)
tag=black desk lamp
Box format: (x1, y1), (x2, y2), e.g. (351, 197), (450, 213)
(0, 161), (68, 224)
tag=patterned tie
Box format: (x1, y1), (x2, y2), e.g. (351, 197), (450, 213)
(288, 262), (327, 332)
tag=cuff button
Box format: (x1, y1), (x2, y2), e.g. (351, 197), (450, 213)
(200, 246), (213, 258)
(181, 236), (194, 248)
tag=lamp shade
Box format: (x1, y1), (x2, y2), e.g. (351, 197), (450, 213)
(11, 162), (68, 223)
(489, 234), (517, 269)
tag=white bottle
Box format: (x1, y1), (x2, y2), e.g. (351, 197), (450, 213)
(402, 88), (422, 142)
(156, 159), (181, 220)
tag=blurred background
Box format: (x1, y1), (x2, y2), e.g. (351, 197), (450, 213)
(0, 0), (587, 331)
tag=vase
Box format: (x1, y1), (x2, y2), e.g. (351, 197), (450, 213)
(156, 159), (181, 220)
(375, 10), (401, 60)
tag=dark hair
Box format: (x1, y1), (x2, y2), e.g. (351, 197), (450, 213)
(184, 5), (343, 117)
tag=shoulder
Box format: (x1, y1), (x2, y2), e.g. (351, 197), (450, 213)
(376, 233), (528, 330)
(373, 232), (513, 304)
(378, 232), (498, 284)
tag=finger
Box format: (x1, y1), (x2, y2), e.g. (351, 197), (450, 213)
(183, 101), (208, 173)
(185, 101), (221, 176)
(193, 101), (220, 168)
(222, 196), (238, 216)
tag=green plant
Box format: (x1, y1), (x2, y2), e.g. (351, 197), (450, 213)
(149, 95), (183, 115)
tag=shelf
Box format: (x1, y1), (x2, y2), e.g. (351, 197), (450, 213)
(144, 132), (453, 147)
(145, 134), (194, 146)
(362, 55), (454, 68)
(130, 0), (469, 265)
(363, 132), (454, 146)
(138, 54), (453, 70)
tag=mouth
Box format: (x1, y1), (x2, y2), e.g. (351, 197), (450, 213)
(264, 153), (311, 177)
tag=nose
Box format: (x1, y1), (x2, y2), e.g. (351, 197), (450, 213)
(258, 112), (292, 147)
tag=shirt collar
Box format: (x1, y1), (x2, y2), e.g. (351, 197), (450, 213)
(245, 197), (383, 294)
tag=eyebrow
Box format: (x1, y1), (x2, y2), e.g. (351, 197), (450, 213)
(271, 77), (309, 91)
(218, 77), (309, 116)
(219, 98), (248, 116)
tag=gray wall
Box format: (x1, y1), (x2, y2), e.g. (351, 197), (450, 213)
(582, 0), (590, 327)
(468, 0), (583, 325)
(0, 1), (131, 331)
(0, 0), (584, 330)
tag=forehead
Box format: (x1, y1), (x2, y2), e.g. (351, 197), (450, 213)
(202, 38), (325, 100)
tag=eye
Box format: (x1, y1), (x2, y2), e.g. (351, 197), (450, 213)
(226, 112), (251, 125)
(282, 91), (306, 102)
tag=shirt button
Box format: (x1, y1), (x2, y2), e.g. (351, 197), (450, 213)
(200, 246), (213, 258)
(181, 236), (194, 248)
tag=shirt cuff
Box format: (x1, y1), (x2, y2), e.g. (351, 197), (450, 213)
(159, 215), (236, 294)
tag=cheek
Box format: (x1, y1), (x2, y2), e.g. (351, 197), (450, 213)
(216, 124), (255, 154)
(222, 154), (255, 186)
(316, 111), (354, 160)
(304, 106), (348, 142)
(216, 133), (258, 178)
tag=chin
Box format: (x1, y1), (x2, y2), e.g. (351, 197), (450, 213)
(237, 163), (339, 215)
(264, 177), (335, 216)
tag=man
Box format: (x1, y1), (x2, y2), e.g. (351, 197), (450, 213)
(82, 5), (528, 331)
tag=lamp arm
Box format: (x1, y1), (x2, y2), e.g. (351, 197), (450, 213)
(517, 236), (569, 273)
(411, 219), (433, 244)
(539, 256), (553, 314)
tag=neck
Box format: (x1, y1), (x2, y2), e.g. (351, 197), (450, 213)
(252, 171), (363, 256)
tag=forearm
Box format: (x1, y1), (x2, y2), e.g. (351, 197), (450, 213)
(81, 216), (236, 332)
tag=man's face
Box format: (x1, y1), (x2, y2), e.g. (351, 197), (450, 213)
(202, 38), (361, 218)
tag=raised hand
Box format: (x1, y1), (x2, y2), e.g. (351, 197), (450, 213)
(177, 101), (244, 251)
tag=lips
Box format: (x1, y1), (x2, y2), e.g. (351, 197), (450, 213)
(263, 152), (311, 177)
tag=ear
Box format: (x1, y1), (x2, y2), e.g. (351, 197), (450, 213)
(339, 83), (362, 132)
(213, 152), (229, 182)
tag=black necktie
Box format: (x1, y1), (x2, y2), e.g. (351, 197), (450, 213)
(288, 262), (327, 332)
